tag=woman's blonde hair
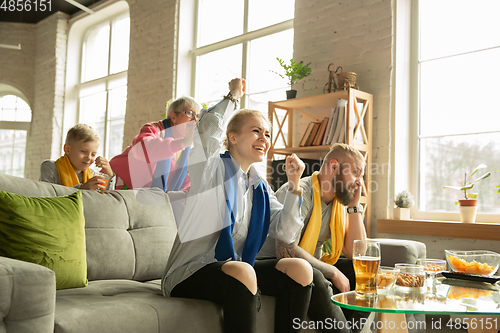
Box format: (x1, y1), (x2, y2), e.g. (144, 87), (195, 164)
(166, 96), (202, 118)
(65, 124), (100, 145)
(223, 109), (271, 150)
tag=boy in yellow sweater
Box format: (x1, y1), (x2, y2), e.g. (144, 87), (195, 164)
(40, 124), (115, 191)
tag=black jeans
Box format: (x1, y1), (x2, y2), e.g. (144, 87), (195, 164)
(332, 257), (356, 294)
(308, 267), (351, 333)
(171, 259), (312, 333)
(306, 258), (369, 333)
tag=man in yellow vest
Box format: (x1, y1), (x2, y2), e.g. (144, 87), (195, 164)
(258, 143), (367, 333)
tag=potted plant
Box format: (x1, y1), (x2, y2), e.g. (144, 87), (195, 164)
(443, 164), (491, 223)
(393, 190), (414, 220)
(272, 58), (311, 99)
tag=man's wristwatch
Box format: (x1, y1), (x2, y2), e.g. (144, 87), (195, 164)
(347, 205), (363, 214)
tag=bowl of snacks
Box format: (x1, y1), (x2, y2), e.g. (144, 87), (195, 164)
(394, 264), (425, 289)
(377, 266), (399, 291)
(445, 250), (500, 276)
(418, 259), (447, 274)
(417, 258), (447, 295)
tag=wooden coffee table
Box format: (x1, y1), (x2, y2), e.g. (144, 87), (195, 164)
(331, 278), (500, 333)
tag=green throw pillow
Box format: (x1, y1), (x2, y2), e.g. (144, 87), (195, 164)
(0, 190), (88, 290)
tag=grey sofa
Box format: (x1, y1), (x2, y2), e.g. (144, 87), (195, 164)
(0, 173), (426, 333)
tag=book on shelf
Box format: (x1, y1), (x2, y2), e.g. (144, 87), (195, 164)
(299, 122), (317, 147)
(312, 117), (329, 146)
(322, 104), (338, 145)
(338, 105), (346, 143)
(304, 122), (321, 146)
(328, 99), (347, 144)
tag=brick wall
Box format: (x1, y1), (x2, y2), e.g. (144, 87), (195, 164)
(0, 22), (36, 107)
(123, 0), (178, 148)
(294, 0), (393, 227)
(24, 12), (69, 180)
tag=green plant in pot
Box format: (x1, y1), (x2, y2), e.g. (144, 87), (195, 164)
(272, 58), (311, 99)
(443, 164), (491, 223)
(393, 190), (414, 220)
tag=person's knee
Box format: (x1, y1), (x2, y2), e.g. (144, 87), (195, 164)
(221, 261), (258, 295)
(276, 258), (313, 287)
(311, 267), (331, 292)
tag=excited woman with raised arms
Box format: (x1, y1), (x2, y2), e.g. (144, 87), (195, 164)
(162, 78), (313, 333)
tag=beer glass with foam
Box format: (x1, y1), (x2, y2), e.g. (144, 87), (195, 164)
(353, 240), (381, 297)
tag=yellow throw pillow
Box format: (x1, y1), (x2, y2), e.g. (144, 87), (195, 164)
(0, 190), (87, 290)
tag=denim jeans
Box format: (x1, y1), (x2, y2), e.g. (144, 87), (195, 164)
(171, 259), (312, 333)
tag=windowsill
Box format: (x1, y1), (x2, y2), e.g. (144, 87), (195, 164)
(377, 219), (500, 241)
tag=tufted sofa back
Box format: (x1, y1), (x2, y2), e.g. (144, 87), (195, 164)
(0, 174), (177, 282)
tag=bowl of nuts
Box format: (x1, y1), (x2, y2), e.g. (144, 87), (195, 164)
(417, 259), (447, 274)
(417, 258), (447, 295)
(377, 266), (399, 292)
(394, 264), (425, 290)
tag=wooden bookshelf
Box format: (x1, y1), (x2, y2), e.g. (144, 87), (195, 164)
(267, 88), (374, 235)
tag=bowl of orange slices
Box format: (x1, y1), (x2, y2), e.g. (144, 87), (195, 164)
(445, 250), (500, 276)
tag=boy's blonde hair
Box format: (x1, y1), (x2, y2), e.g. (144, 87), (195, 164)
(166, 96), (202, 118)
(223, 109), (271, 150)
(65, 124), (100, 145)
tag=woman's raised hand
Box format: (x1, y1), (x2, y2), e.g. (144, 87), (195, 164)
(228, 78), (246, 99)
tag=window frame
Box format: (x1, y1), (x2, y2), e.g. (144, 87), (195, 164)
(407, 0), (499, 223)
(190, 0), (294, 106)
(75, 11), (129, 158)
(0, 93), (31, 177)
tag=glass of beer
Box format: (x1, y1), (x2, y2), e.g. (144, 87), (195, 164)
(353, 239), (381, 298)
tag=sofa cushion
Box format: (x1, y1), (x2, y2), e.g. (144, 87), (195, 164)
(0, 190), (87, 290)
(372, 238), (427, 266)
(81, 188), (177, 281)
(54, 279), (280, 333)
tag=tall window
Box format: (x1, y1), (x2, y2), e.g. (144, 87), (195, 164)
(193, 0), (295, 110)
(415, 0), (500, 220)
(0, 95), (31, 177)
(78, 13), (130, 159)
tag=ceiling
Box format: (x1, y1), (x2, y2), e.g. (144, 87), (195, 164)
(0, 0), (97, 24)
